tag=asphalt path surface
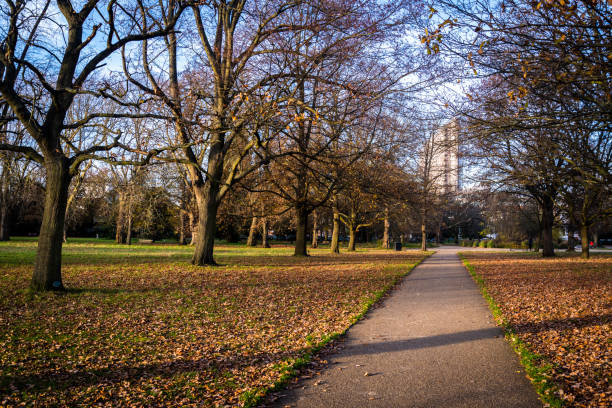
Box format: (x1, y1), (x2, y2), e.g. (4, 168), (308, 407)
(270, 246), (542, 408)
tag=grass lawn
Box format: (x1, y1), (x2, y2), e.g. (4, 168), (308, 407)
(461, 251), (612, 408)
(0, 238), (430, 407)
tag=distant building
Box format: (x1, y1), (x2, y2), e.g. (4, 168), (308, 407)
(427, 119), (461, 194)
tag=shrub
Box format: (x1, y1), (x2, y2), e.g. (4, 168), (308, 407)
(487, 240), (494, 248)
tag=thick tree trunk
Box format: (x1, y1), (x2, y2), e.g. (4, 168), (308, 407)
(540, 196), (555, 257)
(331, 198), (340, 253)
(261, 217), (270, 248)
(382, 206), (390, 249)
(311, 210), (318, 248)
(31, 157), (71, 291)
(294, 205), (309, 256)
(192, 184), (220, 265)
(246, 216), (258, 247)
(580, 224), (589, 259)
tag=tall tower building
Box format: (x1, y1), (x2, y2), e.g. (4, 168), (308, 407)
(427, 119), (460, 194)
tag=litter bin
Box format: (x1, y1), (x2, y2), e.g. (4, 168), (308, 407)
(395, 242), (402, 251)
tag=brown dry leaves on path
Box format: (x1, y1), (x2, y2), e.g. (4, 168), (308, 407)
(0, 242), (426, 407)
(462, 252), (612, 408)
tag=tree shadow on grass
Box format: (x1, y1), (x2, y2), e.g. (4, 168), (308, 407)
(0, 349), (302, 396)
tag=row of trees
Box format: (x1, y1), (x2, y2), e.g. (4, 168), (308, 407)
(426, 0), (611, 258)
(0, 0), (440, 290)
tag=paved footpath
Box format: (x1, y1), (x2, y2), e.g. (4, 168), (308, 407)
(271, 246), (542, 408)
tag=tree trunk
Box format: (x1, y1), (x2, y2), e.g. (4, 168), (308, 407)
(348, 227), (356, 251)
(382, 206), (390, 249)
(311, 210), (318, 248)
(246, 216), (258, 247)
(566, 227), (575, 252)
(0, 164), (8, 241)
(0, 201), (8, 241)
(420, 209), (427, 251)
(261, 217), (270, 248)
(294, 205), (309, 256)
(592, 230), (598, 248)
(31, 157), (71, 291)
(115, 191), (125, 244)
(126, 212), (132, 246)
(580, 224), (589, 259)
(189, 211), (197, 246)
(178, 210), (187, 245)
(331, 197), (340, 253)
(192, 184), (220, 265)
(540, 196), (555, 257)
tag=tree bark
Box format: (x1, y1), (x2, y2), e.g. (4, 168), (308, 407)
(311, 210), (318, 248)
(382, 206), (390, 249)
(348, 226), (356, 251)
(420, 208), (427, 251)
(116, 191), (126, 244)
(540, 196), (555, 257)
(126, 212), (132, 246)
(0, 201), (8, 241)
(189, 210), (197, 246)
(31, 156), (71, 291)
(580, 224), (589, 259)
(331, 197), (340, 253)
(178, 210), (187, 245)
(246, 216), (258, 247)
(192, 183), (220, 265)
(566, 227), (575, 252)
(294, 205), (309, 256)
(0, 164), (10, 241)
(261, 217), (270, 248)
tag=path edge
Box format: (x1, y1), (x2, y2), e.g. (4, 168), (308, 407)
(459, 253), (564, 408)
(245, 250), (435, 408)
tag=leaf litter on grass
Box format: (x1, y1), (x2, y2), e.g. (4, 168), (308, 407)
(462, 252), (612, 408)
(0, 244), (427, 407)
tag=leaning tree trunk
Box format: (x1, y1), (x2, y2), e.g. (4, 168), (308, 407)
(580, 224), (590, 259)
(330, 198), (340, 254)
(382, 206), (390, 249)
(311, 210), (318, 248)
(261, 217), (270, 248)
(294, 205), (309, 256)
(31, 156), (71, 291)
(246, 216), (258, 247)
(540, 196), (555, 257)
